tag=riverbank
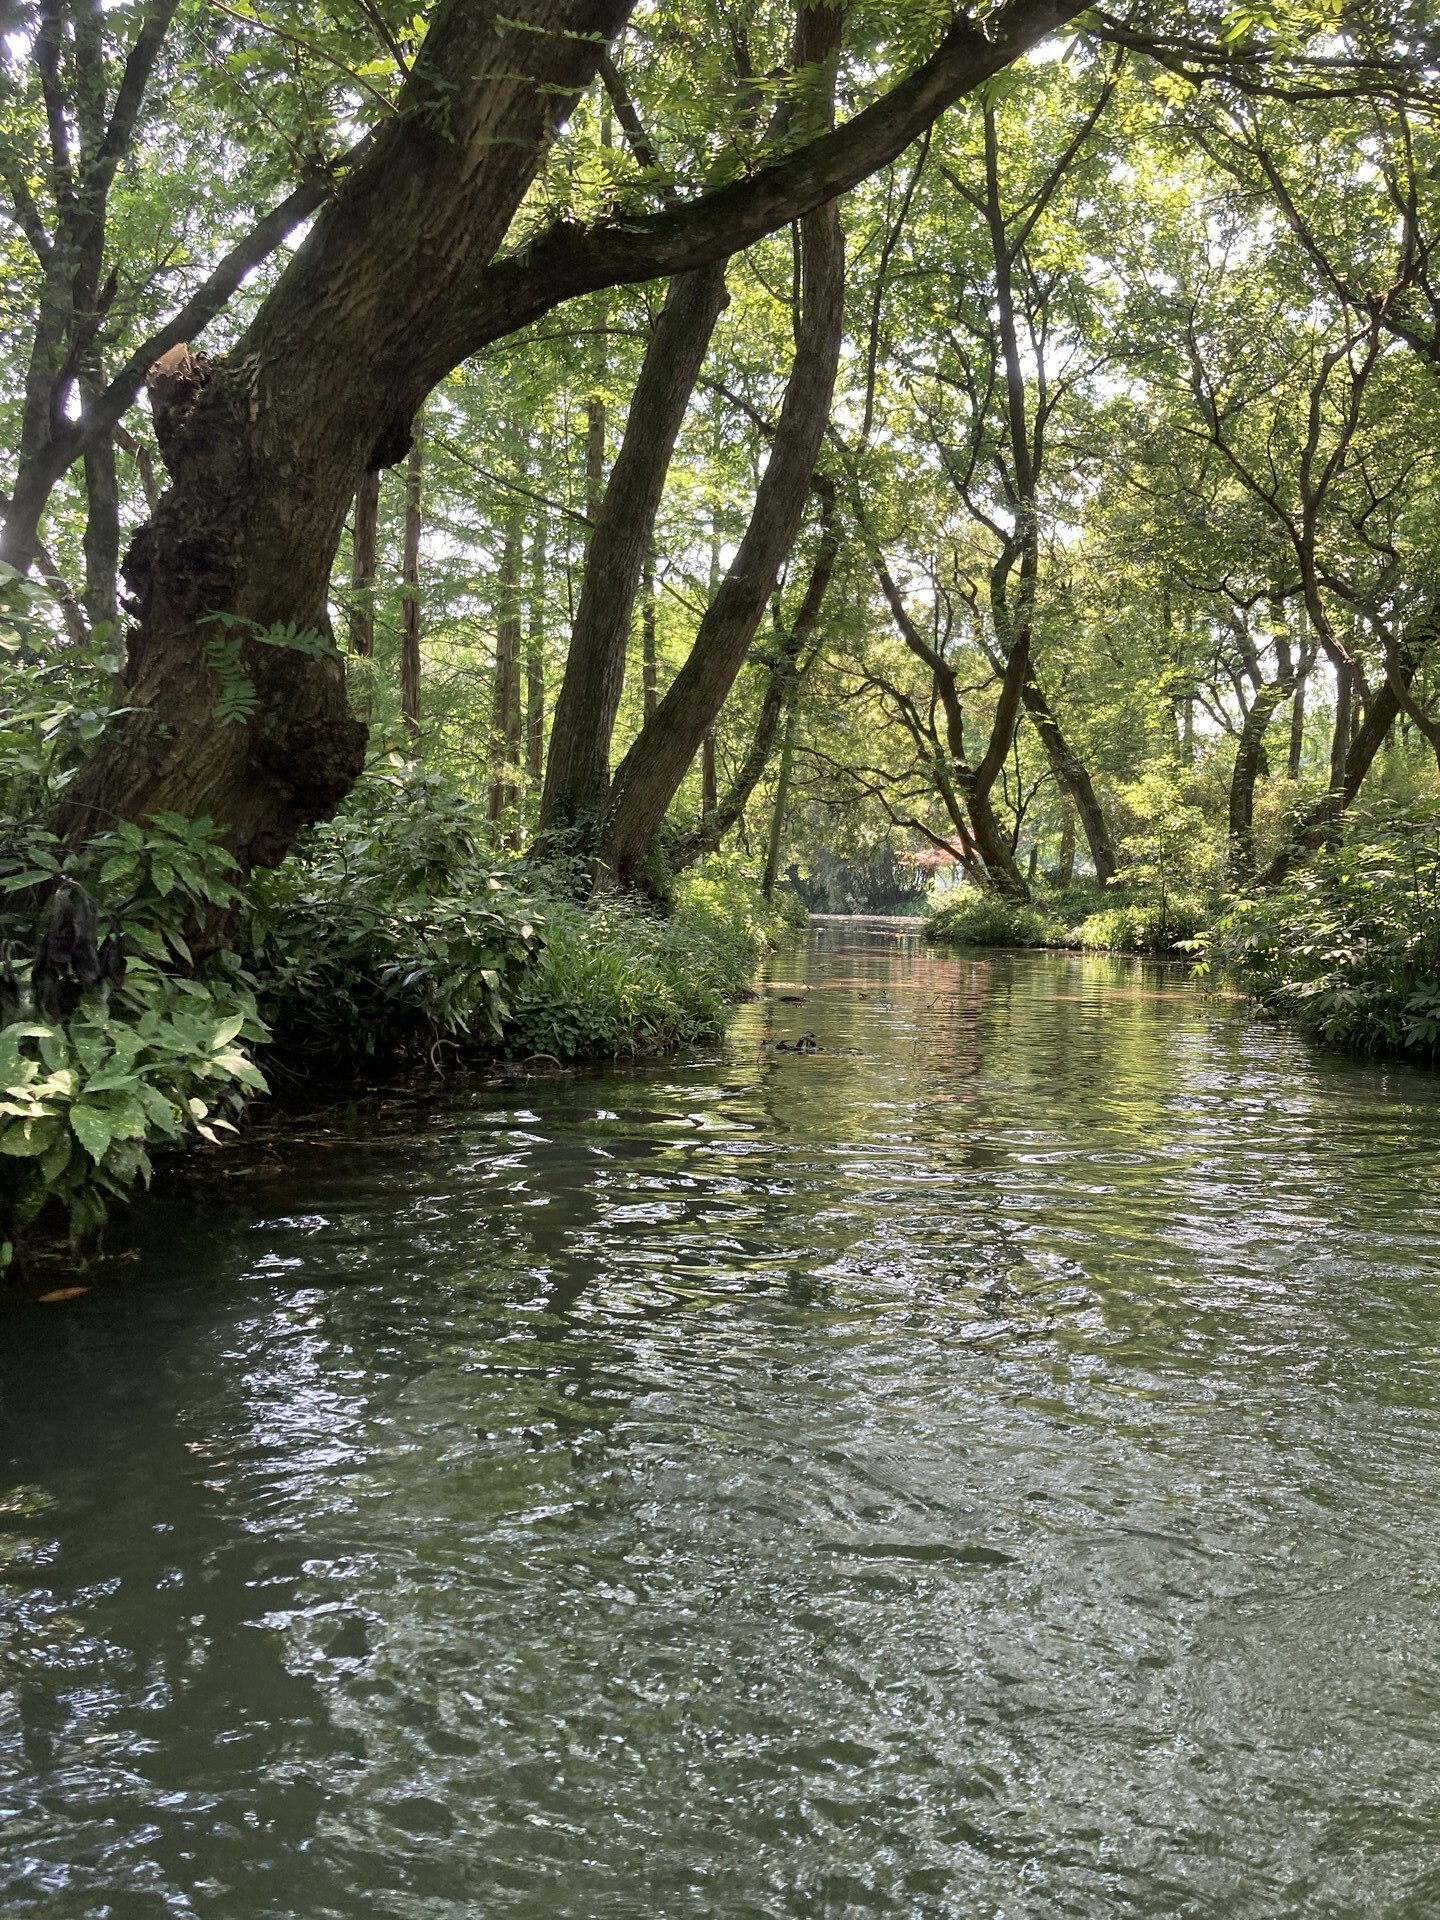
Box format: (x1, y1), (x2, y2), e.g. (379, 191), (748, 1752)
(0, 770), (789, 1260)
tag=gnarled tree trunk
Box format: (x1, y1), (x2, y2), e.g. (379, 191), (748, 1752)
(58, 0), (633, 867)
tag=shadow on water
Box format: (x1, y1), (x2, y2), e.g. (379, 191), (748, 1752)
(4, 926), (1440, 1917)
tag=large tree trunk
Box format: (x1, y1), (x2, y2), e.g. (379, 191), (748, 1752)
(48, 0), (1081, 871)
(538, 261), (729, 839)
(598, 196), (844, 889)
(57, 0), (633, 869)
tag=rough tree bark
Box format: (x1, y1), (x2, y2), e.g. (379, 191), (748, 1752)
(641, 545), (658, 722)
(57, 0), (634, 864)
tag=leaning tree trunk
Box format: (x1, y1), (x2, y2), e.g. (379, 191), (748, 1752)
(670, 484), (839, 873)
(538, 260), (729, 840)
(598, 197), (844, 888)
(1019, 667), (1115, 886)
(57, 0), (633, 870)
(1260, 675), (1404, 887)
(46, 0), (1082, 872)
(1227, 676), (1292, 884)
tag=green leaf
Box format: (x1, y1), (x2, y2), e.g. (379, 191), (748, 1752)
(1, 1116), (61, 1158)
(69, 1103), (114, 1163)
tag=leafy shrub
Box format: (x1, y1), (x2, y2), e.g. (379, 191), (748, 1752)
(0, 813), (267, 1248)
(0, 971), (266, 1243)
(1075, 896), (1206, 953)
(244, 762), (542, 1069)
(505, 881), (770, 1059)
(1201, 802), (1440, 1059)
(925, 889), (1067, 948)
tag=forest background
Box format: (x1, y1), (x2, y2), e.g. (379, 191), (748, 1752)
(3, 0), (1440, 1250)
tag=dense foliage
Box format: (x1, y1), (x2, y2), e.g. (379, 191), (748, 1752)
(4, 0), (1440, 1253)
(1203, 806), (1440, 1059)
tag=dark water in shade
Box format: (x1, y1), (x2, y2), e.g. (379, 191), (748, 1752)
(4, 928), (1440, 1920)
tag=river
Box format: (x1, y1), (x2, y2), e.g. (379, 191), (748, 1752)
(4, 927), (1440, 1918)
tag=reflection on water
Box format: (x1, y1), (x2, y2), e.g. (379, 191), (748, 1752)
(4, 930), (1440, 1918)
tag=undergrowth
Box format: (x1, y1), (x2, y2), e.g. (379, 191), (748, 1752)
(0, 576), (772, 1253)
(1200, 802), (1440, 1059)
(925, 884), (1207, 953)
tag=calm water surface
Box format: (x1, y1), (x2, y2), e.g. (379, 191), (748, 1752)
(4, 929), (1440, 1918)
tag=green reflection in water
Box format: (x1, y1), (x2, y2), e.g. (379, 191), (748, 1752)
(4, 930), (1440, 1918)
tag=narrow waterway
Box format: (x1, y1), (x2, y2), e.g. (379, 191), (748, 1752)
(4, 928), (1440, 1918)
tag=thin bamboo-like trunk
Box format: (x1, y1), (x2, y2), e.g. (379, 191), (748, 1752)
(762, 698), (799, 900)
(350, 468), (380, 657)
(490, 501), (525, 820)
(526, 511), (548, 784)
(400, 432), (424, 743)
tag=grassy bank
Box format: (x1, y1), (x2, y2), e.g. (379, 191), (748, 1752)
(925, 884), (1209, 955)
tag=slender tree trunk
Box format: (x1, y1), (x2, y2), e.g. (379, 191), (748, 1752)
(539, 261), (729, 839)
(400, 431), (424, 744)
(641, 543), (658, 722)
(1020, 666), (1115, 886)
(489, 501), (525, 819)
(1288, 657), (1308, 777)
(671, 485), (838, 873)
(1261, 674), (1406, 886)
(80, 385), (120, 637)
(869, 554), (1025, 893)
(701, 731), (719, 814)
(585, 395), (606, 525)
(1056, 800), (1076, 886)
(1329, 657), (1354, 791)
(1228, 678), (1291, 883)
(598, 193), (844, 889)
(763, 698), (800, 899)
(349, 468), (380, 657)
(526, 509), (548, 784)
